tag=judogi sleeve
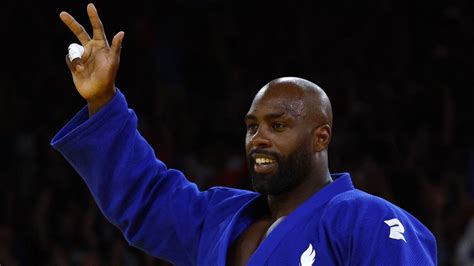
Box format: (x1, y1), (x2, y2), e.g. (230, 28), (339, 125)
(50, 90), (244, 264)
(321, 191), (437, 265)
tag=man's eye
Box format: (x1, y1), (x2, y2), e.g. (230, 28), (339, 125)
(272, 122), (286, 130)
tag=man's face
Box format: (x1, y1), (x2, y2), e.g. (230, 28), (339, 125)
(245, 89), (313, 195)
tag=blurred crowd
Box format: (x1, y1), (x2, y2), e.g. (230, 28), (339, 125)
(1, 0), (474, 265)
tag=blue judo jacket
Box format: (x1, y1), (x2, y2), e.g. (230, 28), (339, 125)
(51, 90), (437, 265)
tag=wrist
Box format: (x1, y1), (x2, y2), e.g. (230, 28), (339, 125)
(87, 87), (116, 117)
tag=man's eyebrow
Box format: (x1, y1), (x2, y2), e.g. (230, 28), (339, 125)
(244, 112), (290, 121)
(265, 112), (288, 120)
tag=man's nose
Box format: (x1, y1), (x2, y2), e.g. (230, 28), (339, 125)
(250, 127), (271, 148)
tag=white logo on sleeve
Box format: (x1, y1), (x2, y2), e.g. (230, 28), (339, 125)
(384, 218), (407, 242)
(299, 243), (316, 266)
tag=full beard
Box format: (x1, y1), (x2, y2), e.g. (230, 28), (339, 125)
(247, 142), (312, 196)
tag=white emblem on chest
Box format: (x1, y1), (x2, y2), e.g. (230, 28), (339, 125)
(299, 243), (316, 266)
(384, 218), (407, 242)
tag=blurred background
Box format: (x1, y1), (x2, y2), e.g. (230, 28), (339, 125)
(1, 0), (474, 265)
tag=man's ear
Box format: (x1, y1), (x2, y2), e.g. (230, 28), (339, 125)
(312, 124), (331, 152)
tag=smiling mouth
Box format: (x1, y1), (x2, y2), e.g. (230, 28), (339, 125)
(253, 155), (277, 174)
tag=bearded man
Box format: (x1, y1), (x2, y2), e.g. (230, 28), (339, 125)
(52, 4), (437, 265)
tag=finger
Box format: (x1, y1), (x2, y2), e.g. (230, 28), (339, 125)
(65, 54), (84, 73)
(111, 31), (125, 58)
(59, 11), (91, 45)
(87, 3), (108, 44)
(68, 43), (84, 61)
(81, 44), (92, 63)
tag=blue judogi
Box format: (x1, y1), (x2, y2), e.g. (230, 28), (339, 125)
(51, 90), (437, 265)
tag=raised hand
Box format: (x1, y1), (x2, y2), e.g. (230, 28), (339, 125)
(60, 3), (125, 116)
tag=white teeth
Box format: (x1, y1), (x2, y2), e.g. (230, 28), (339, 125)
(255, 158), (275, 165)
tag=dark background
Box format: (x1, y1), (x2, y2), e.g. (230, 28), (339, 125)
(1, 0), (474, 265)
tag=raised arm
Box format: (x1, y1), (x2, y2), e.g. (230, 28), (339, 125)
(54, 4), (257, 263)
(60, 3), (124, 116)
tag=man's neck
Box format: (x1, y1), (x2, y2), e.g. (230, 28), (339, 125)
(267, 170), (332, 220)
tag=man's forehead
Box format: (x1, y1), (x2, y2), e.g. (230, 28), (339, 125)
(248, 91), (305, 118)
(246, 77), (332, 125)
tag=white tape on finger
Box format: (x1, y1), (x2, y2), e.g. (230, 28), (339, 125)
(68, 43), (84, 61)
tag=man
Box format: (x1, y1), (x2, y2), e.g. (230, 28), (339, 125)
(52, 3), (437, 265)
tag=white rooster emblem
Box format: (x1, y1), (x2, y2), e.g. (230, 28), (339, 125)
(299, 243), (316, 266)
